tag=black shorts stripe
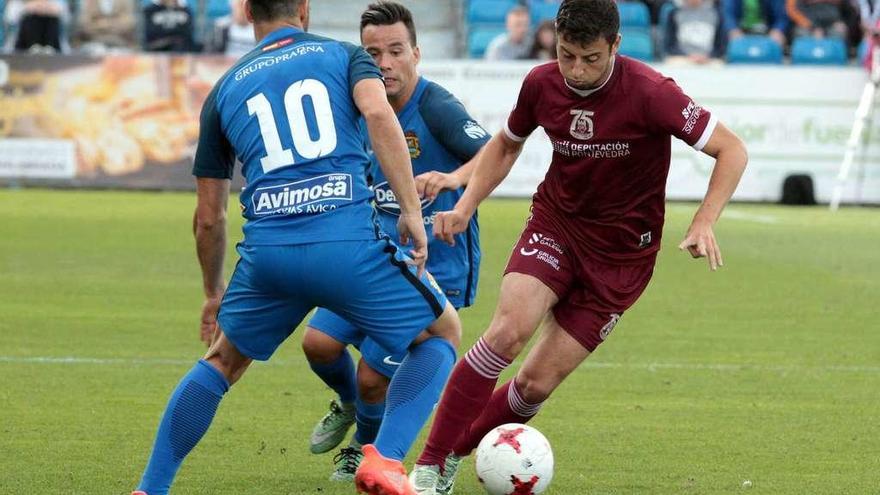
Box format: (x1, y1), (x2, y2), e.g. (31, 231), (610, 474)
(383, 240), (445, 318)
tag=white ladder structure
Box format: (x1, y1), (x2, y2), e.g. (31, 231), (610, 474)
(830, 47), (880, 211)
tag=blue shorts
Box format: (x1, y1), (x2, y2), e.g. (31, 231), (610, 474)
(217, 238), (448, 361)
(309, 300), (463, 379)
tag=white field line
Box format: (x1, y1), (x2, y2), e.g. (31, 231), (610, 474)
(1, 355), (878, 374)
(719, 210), (780, 224)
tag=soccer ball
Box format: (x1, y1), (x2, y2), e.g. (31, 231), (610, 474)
(474, 423), (554, 495)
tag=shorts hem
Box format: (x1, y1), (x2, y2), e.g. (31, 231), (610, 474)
(550, 307), (600, 353)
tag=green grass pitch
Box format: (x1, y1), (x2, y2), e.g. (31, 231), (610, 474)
(0, 189), (878, 494)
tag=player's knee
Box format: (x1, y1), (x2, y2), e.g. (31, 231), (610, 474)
(357, 369), (389, 403)
(514, 371), (555, 404)
(301, 327), (344, 364)
(483, 311), (533, 359)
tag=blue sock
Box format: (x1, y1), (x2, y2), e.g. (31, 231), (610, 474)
(374, 337), (456, 460)
(309, 347), (357, 404)
(353, 397), (385, 446)
(137, 360), (229, 495)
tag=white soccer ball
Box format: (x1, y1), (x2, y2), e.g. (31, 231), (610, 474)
(474, 423), (554, 495)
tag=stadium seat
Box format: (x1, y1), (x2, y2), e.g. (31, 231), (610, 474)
(468, 27), (506, 58)
(726, 35), (783, 64)
(618, 1), (651, 28)
(858, 38), (869, 65)
(791, 37), (848, 65)
(529, 1), (560, 24)
(205, 0), (232, 19)
(467, 0), (518, 25)
(618, 28), (653, 61)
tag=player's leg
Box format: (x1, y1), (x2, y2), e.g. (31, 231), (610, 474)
(302, 311), (361, 454)
(329, 357), (392, 481)
(410, 273), (557, 487)
(134, 244), (311, 495)
(135, 331), (250, 495)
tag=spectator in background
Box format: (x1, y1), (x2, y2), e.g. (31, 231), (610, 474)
(859, 0), (879, 67)
(786, 0), (848, 37)
(4, 0), (69, 52)
(528, 19), (557, 59)
(485, 4), (532, 60)
(664, 0), (725, 64)
(142, 0), (197, 52)
(721, 0), (789, 45)
(208, 0), (255, 57)
(72, 0), (136, 53)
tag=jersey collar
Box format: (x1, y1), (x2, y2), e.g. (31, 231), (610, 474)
(257, 26), (304, 50)
(564, 56), (616, 98)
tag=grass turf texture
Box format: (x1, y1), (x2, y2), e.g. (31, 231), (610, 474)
(0, 189), (877, 494)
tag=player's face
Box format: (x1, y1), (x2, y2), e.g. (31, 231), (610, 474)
(361, 22), (421, 102)
(556, 34), (620, 90)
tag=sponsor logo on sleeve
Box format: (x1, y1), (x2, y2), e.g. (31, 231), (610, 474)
(251, 173), (352, 216)
(681, 100), (703, 135)
(373, 180), (434, 216)
(463, 120), (488, 139)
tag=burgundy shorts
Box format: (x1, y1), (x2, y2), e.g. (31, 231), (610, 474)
(504, 211), (656, 352)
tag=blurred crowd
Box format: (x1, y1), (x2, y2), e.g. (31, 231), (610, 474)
(0, 0), (875, 65)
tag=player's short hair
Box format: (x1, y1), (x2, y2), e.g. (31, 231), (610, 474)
(360, 1), (417, 46)
(556, 0), (619, 48)
(248, 0), (304, 22)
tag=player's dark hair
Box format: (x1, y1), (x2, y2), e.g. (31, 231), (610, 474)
(248, 0), (304, 22)
(360, 1), (417, 46)
(555, 0), (619, 48)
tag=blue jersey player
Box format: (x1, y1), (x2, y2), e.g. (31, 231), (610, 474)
(130, 1), (461, 494)
(299, 1), (489, 482)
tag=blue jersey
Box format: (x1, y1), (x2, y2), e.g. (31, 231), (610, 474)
(364, 77), (488, 308)
(192, 27), (383, 245)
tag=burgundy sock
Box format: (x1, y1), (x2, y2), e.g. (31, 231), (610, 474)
(416, 337), (511, 468)
(452, 379), (543, 456)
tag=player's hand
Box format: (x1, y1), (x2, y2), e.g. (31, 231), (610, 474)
(200, 294), (223, 346)
(414, 171), (462, 201)
(433, 207), (472, 247)
(398, 212), (428, 277)
(679, 219), (723, 271)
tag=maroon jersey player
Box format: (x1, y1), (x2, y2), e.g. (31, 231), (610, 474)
(408, 0), (748, 492)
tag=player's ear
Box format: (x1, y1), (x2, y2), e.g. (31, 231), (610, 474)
(299, 0), (310, 31)
(412, 44), (421, 65)
(610, 33), (621, 56)
(243, 0), (253, 23)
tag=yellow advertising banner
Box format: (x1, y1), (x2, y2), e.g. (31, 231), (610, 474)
(0, 54), (237, 189)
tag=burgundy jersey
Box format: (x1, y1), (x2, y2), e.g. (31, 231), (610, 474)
(505, 56), (717, 263)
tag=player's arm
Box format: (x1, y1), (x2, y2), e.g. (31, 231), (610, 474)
(680, 122), (748, 271)
(434, 131), (524, 246)
(353, 77), (428, 275)
(191, 84), (235, 344)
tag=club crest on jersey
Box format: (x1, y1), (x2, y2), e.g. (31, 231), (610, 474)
(373, 180), (434, 216)
(569, 109), (594, 140)
(405, 131), (421, 159)
(599, 313), (621, 340)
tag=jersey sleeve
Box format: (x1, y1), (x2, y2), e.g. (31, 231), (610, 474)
(192, 85), (235, 179)
(504, 68), (540, 142)
(645, 78), (717, 151)
(419, 83), (490, 163)
(342, 41), (382, 94)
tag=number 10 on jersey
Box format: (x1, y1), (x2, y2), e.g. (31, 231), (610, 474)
(247, 78), (338, 173)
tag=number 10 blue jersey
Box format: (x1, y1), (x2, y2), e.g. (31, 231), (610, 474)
(192, 26), (383, 246)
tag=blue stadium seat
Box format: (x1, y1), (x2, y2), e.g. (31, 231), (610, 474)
(468, 27), (506, 58)
(529, 1), (560, 24)
(791, 37), (848, 65)
(205, 0), (232, 19)
(726, 35), (783, 64)
(618, 1), (650, 28)
(467, 0), (518, 25)
(618, 28), (653, 61)
(858, 38), (869, 65)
